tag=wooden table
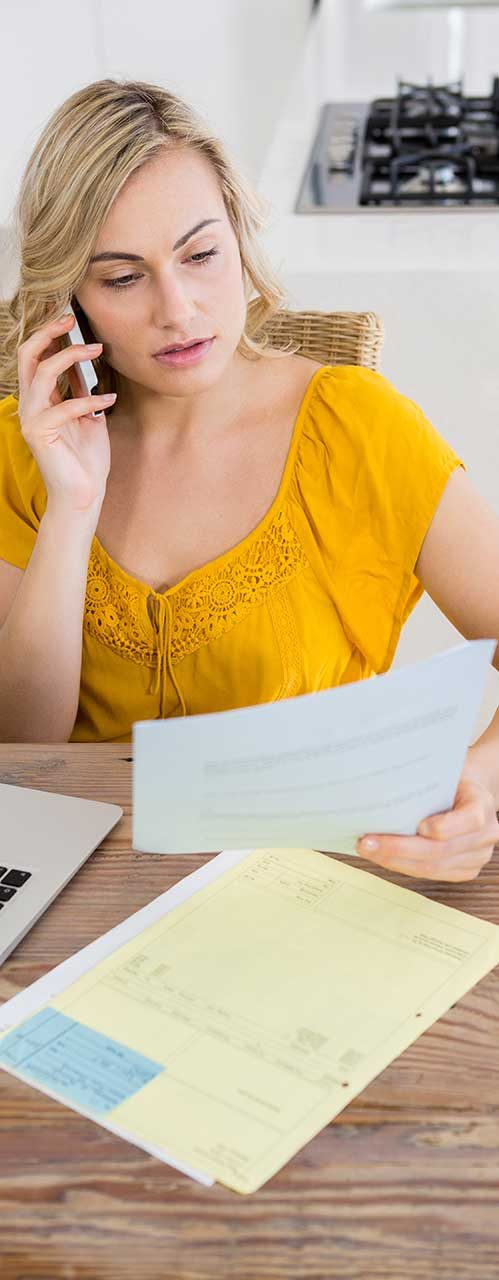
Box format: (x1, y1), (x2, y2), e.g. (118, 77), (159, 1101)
(1, 744), (498, 1280)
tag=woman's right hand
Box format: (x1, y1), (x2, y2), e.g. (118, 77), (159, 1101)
(17, 312), (117, 514)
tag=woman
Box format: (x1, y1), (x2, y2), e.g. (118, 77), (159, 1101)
(0, 78), (498, 883)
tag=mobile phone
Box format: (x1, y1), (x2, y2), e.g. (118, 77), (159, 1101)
(59, 303), (99, 398)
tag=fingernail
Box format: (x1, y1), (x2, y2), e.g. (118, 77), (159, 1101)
(359, 838), (379, 852)
(102, 393), (116, 401)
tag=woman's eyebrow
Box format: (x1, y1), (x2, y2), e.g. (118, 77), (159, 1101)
(89, 218), (222, 264)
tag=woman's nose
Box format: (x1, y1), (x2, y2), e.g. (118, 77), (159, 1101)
(153, 273), (197, 329)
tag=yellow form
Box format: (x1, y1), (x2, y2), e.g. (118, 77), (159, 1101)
(1, 847), (498, 1194)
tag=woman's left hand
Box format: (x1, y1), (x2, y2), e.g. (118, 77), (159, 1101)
(356, 757), (499, 881)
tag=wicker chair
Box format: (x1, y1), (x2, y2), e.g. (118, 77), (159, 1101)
(257, 309), (385, 371)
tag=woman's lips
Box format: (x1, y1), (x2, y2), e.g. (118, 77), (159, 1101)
(153, 338), (215, 367)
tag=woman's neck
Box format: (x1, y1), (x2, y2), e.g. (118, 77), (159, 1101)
(110, 349), (260, 448)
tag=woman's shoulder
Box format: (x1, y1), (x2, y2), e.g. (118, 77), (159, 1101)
(0, 393), (45, 506)
(0, 394), (23, 461)
(268, 355), (394, 408)
(269, 359), (412, 455)
(0, 393), (37, 470)
(261, 351), (323, 394)
(0, 395), (45, 568)
(275, 359), (463, 497)
(290, 360), (432, 443)
(260, 356), (406, 462)
(0, 393), (20, 428)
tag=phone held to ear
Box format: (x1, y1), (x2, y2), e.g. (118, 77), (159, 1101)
(60, 303), (99, 398)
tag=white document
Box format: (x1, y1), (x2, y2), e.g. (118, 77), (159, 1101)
(132, 640), (496, 856)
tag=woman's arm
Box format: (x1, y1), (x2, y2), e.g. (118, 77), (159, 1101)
(357, 465), (499, 880)
(0, 500), (99, 742)
(414, 466), (499, 675)
(415, 465), (499, 801)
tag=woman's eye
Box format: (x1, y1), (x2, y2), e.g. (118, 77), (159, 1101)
(103, 247), (219, 290)
(187, 248), (219, 265)
(102, 273), (142, 289)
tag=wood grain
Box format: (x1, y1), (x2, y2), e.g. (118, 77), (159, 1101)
(1, 744), (498, 1280)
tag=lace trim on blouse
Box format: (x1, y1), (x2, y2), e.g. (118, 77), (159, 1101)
(84, 507), (309, 668)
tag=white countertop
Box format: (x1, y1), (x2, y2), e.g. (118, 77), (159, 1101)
(259, 0), (499, 274)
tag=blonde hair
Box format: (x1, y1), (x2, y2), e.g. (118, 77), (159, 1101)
(0, 78), (298, 403)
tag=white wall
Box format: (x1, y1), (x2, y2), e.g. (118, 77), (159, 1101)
(327, 0), (499, 96)
(0, 0), (311, 230)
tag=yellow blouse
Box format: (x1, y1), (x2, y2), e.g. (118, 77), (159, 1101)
(0, 365), (465, 744)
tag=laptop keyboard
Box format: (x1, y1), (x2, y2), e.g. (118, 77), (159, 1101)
(0, 867), (32, 907)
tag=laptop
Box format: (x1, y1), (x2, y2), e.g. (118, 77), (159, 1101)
(0, 782), (123, 966)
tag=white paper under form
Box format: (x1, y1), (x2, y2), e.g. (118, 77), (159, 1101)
(132, 639), (496, 856)
(0, 849), (254, 1187)
(0, 850), (250, 1033)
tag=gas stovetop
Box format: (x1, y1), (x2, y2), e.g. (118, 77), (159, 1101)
(296, 77), (499, 212)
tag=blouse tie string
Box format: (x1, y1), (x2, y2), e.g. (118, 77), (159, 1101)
(146, 593), (187, 718)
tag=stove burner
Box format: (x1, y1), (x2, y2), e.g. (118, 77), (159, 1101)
(361, 77), (499, 206)
(295, 75), (499, 213)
